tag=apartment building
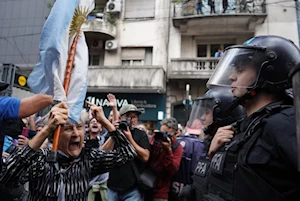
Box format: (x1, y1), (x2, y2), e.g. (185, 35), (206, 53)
(0, 0), (299, 127)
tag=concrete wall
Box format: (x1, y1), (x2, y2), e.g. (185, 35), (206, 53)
(104, 0), (170, 71)
(12, 87), (35, 98)
(255, 0), (299, 46)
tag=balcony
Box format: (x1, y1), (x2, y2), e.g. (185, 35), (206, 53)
(168, 58), (220, 79)
(82, 12), (116, 40)
(87, 66), (166, 93)
(173, 0), (267, 35)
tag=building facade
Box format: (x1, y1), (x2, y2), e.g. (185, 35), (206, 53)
(0, 0), (299, 127)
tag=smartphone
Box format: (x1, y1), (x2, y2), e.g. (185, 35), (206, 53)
(21, 127), (29, 138)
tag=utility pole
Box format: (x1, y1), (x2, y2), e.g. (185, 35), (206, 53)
(185, 83), (191, 126)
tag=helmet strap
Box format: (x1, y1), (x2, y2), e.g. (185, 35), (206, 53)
(224, 85), (259, 115)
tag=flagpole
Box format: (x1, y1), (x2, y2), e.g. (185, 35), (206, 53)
(52, 30), (80, 151)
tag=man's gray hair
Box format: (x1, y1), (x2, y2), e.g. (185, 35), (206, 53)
(160, 117), (178, 131)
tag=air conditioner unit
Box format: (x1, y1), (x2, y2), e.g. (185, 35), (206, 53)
(106, 0), (121, 13)
(105, 40), (118, 51)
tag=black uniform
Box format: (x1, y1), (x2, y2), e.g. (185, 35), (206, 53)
(192, 139), (211, 201)
(205, 102), (300, 201)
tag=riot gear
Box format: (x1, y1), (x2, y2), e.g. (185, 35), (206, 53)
(205, 36), (300, 201)
(187, 87), (245, 201)
(186, 87), (245, 136)
(206, 102), (299, 201)
(207, 35), (300, 108)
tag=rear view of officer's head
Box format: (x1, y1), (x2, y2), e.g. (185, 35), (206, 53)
(186, 87), (245, 136)
(207, 35), (300, 107)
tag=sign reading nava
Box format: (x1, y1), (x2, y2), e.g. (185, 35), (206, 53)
(86, 96), (157, 109)
(85, 93), (166, 121)
(86, 96), (129, 108)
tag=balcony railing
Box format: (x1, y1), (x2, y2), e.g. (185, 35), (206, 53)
(173, 0), (266, 17)
(168, 58), (220, 79)
(87, 66), (166, 93)
(82, 12), (116, 38)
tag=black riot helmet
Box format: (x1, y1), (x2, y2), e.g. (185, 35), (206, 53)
(186, 87), (245, 136)
(207, 36), (300, 106)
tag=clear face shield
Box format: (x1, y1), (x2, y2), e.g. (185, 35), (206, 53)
(186, 98), (214, 135)
(207, 47), (263, 92)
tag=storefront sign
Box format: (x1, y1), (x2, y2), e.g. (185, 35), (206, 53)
(86, 93), (166, 121)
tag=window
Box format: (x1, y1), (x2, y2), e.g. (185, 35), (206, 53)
(197, 45), (207, 57)
(210, 44), (221, 57)
(197, 43), (235, 58)
(125, 0), (155, 19)
(121, 47), (153, 66)
(89, 55), (100, 66)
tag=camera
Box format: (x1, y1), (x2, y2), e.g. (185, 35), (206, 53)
(154, 131), (172, 142)
(84, 138), (100, 150)
(118, 119), (132, 131)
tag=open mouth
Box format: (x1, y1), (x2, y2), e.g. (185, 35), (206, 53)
(69, 141), (80, 150)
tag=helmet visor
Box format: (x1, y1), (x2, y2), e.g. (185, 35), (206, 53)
(207, 47), (262, 89)
(186, 98), (214, 134)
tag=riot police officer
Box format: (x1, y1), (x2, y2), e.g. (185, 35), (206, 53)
(205, 35), (300, 201)
(183, 87), (245, 201)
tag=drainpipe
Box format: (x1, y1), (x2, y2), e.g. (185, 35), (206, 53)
(296, 0), (300, 47)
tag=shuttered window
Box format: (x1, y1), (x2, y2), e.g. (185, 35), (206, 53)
(121, 47), (153, 66)
(125, 0), (155, 19)
(121, 48), (146, 60)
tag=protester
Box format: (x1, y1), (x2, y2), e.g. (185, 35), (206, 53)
(87, 118), (109, 201)
(0, 102), (137, 201)
(104, 104), (151, 201)
(148, 117), (183, 201)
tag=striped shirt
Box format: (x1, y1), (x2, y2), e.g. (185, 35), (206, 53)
(0, 138), (136, 201)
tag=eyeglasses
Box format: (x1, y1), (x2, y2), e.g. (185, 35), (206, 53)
(124, 114), (138, 120)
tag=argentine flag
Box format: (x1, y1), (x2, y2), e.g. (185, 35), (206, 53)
(28, 0), (94, 123)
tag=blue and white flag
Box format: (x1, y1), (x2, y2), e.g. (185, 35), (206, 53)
(28, 0), (94, 123)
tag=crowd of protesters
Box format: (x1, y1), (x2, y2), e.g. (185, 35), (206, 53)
(1, 35), (300, 201)
(0, 88), (201, 201)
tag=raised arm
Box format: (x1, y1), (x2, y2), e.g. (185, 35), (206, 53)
(87, 101), (115, 151)
(18, 94), (53, 118)
(28, 102), (68, 150)
(90, 132), (136, 176)
(107, 93), (120, 123)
